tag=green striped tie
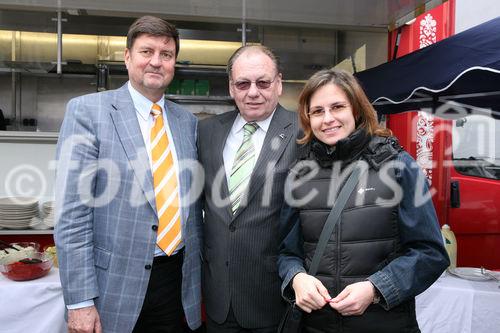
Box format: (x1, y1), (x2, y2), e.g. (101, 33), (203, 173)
(229, 122), (258, 214)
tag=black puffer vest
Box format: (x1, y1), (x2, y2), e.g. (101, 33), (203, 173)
(289, 130), (420, 333)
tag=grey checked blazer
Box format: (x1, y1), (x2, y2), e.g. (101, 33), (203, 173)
(198, 105), (298, 328)
(54, 84), (202, 332)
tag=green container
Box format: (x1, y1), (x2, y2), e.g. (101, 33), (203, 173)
(195, 80), (210, 96)
(167, 79), (180, 95)
(180, 79), (195, 95)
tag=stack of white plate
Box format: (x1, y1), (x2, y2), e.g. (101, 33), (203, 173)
(0, 197), (39, 229)
(42, 201), (55, 227)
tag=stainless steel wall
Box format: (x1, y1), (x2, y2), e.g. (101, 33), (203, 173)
(0, 73), (304, 132)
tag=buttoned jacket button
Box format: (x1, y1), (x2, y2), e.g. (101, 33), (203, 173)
(229, 225), (236, 232)
(152, 225), (158, 231)
(145, 264), (152, 270)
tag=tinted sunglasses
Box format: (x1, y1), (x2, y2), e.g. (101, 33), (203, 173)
(231, 74), (279, 91)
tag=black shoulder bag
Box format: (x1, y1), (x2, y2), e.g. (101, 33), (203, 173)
(278, 164), (365, 333)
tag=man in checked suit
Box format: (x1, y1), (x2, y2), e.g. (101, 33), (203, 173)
(55, 16), (202, 333)
(198, 45), (298, 332)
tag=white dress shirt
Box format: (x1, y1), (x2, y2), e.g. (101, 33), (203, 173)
(223, 110), (276, 181)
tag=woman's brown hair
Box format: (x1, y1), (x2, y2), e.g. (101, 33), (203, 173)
(297, 68), (391, 144)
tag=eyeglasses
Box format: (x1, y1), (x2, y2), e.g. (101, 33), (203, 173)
(231, 74), (279, 91)
(307, 103), (350, 118)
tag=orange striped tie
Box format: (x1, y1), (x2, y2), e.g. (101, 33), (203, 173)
(150, 103), (181, 255)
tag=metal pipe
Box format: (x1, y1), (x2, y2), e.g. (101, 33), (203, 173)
(11, 31), (17, 128)
(56, 10), (62, 75)
(241, 0), (246, 45)
(11, 72), (17, 129)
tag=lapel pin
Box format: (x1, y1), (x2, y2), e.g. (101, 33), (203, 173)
(279, 133), (285, 139)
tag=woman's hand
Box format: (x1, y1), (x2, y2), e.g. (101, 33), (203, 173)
(328, 281), (375, 316)
(292, 272), (331, 313)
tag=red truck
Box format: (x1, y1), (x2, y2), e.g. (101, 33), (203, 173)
(356, 3), (500, 269)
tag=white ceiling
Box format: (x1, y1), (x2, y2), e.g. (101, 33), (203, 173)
(0, 0), (445, 30)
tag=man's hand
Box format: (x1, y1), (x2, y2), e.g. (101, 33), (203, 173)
(68, 306), (102, 333)
(291, 272), (331, 313)
(328, 281), (375, 316)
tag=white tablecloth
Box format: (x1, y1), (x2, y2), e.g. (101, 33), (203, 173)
(0, 268), (66, 333)
(416, 272), (500, 333)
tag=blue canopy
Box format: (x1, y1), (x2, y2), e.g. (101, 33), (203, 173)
(355, 16), (500, 118)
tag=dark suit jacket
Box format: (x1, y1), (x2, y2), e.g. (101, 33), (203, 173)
(198, 105), (298, 328)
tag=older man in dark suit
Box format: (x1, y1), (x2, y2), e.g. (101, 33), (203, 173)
(198, 45), (298, 332)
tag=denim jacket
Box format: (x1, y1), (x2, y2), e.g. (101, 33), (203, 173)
(278, 151), (449, 310)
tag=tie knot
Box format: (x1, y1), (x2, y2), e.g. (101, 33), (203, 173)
(243, 122), (258, 137)
(151, 103), (162, 117)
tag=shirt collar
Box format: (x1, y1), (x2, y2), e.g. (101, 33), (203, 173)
(233, 108), (277, 135)
(128, 81), (165, 121)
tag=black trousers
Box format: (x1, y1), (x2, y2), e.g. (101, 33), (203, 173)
(206, 305), (276, 333)
(133, 250), (184, 333)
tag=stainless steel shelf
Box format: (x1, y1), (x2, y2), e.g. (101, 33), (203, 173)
(0, 61), (228, 76)
(165, 94), (233, 103)
(0, 131), (58, 143)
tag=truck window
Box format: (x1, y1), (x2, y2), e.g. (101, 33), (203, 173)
(452, 115), (500, 180)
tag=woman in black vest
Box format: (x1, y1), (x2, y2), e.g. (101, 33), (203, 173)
(278, 68), (449, 332)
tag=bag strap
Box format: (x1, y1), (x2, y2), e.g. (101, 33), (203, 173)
(308, 163), (365, 275)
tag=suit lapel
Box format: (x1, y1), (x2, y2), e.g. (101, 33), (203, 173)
(215, 111), (238, 221)
(163, 100), (183, 158)
(109, 85), (156, 213)
(232, 105), (294, 220)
